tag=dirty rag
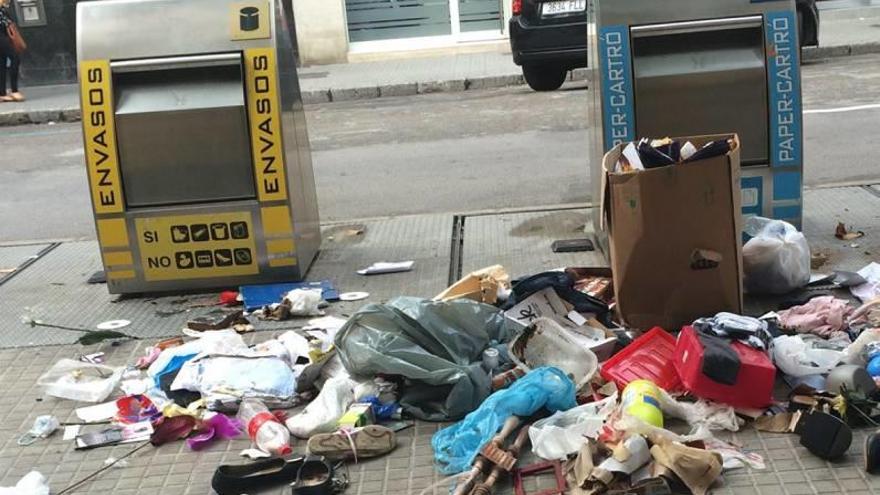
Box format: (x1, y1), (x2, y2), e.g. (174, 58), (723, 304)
(778, 296), (854, 338)
(432, 367), (576, 474)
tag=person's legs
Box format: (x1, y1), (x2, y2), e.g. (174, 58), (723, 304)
(8, 51), (19, 96)
(0, 35), (11, 98)
(0, 52), (8, 97)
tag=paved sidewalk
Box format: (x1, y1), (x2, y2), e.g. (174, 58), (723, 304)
(1, 6), (879, 126)
(1, 187), (879, 494)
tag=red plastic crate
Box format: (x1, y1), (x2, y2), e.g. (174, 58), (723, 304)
(673, 326), (775, 408)
(600, 327), (683, 392)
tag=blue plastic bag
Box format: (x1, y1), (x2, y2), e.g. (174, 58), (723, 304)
(431, 367), (576, 474)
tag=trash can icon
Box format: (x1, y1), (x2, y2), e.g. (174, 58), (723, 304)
(240, 6), (260, 31)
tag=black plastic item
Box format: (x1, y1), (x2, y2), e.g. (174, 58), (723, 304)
(212, 457), (305, 495)
(159, 367), (202, 407)
(503, 271), (610, 320)
(865, 431), (880, 474)
(551, 239), (595, 253)
(637, 139), (676, 168)
(696, 333), (741, 386)
(682, 139), (733, 163)
(799, 411), (853, 460)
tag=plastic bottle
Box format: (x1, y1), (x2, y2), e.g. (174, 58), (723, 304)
(238, 399), (292, 456)
(620, 380), (664, 428)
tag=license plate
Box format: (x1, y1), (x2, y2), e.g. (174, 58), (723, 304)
(541, 0), (586, 16)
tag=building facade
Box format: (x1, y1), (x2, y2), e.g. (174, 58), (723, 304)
(291, 0), (513, 65)
(13, 0), (511, 86)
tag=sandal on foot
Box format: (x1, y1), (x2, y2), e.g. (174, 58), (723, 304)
(212, 456), (305, 495)
(0, 95), (12, 102)
(307, 424), (396, 462)
(9, 92), (25, 102)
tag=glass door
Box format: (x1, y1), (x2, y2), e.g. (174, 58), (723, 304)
(346, 0), (453, 43)
(457, 0), (502, 33)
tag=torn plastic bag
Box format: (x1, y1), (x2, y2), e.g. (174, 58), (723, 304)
(334, 297), (514, 421)
(432, 367), (576, 474)
(772, 335), (843, 377)
(148, 330), (247, 387)
(37, 359), (124, 403)
(743, 217), (811, 295)
(528, 392), (617, 460)
(172, 354), (297, 405)
(0, 471), (50, 495)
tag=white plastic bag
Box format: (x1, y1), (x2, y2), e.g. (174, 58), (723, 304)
(285, 372), (378, 438)
(528, 393), (617, 460)
(0, 471), (50, 495)
(772, 335), (843, 377)
(37, 359), (123, 403)
(657, 390), (741, 432)
(284, 289), (325, 316)
(742, 217), (810, 295)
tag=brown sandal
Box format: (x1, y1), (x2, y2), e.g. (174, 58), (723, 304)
(10, 92), (25, 102)
(0, 95), (13, 102)
(306, 425), (396, 462)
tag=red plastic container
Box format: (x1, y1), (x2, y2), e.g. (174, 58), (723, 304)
(600, 327), (682, 392)
(673, 326), (775, 408)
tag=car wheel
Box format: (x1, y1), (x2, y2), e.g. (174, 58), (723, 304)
(522, 65), (567, 91)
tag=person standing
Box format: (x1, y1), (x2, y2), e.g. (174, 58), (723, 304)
(0, 0), (24, 102)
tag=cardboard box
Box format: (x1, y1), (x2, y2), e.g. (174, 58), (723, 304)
(600, 134), (743, 330)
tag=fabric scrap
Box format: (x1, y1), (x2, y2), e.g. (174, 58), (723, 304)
(778, 296), (854, 338)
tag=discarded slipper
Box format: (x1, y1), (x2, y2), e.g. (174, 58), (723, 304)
(798, 411), (852, 460)
(211, 456), (304, 495)
(306, 424), (396, 462)
(865, 431), (880, 474)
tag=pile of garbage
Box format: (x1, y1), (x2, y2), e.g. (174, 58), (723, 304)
(12, 227), (880, 494)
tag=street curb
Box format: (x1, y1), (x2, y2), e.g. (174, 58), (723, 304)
(2, 41), (880, 126)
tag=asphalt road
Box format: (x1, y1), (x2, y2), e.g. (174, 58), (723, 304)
(2, 54), (880, 242)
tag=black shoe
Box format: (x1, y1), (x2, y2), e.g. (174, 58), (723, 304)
(865, 431), (880, 474)
(292, 456), (346, 495)
(798, 412), (852, 460)
(212, 456), (305, 495)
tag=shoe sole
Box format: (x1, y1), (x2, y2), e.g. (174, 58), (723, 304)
(307, 425), (396, 460)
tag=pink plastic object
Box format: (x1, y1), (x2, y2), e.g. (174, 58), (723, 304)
(674, 326), (775, 408)
(600, 327), (682, 392)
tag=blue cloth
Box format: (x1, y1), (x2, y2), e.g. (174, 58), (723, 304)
(153, 353), (197, 389)
(431, 367), (576, 474)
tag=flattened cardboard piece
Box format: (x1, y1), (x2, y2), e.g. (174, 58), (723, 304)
(600, 135), (744, 330)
